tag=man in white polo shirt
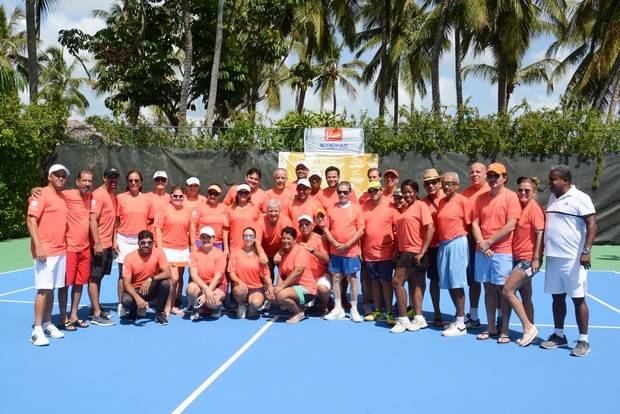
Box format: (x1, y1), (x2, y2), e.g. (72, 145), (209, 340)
(541, 165), (596, 357)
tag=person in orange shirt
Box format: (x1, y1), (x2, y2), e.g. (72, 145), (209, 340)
(225, 183), (263, 253)
(228, 227), (271, 319)
(265, 168), (294, 219)
(187, 226), (227, 321)
(121, 230), (171, 325)
(472, 162), (521, 342)
(321, 181), (365, 322)
(392, 189), (405, 212)
(224, 168), (268, 212)
(192, 183), (229, 254)
(89, 167), (119, 326)
(435, 172), (471, 337)
(421, 168), (447, 327)
(382, 169), (400, 202)
(308, 170), (322, 201)
(502, 177), (545, 346)
(184, 176), (207, 210)
(290, 179), (320, 233)
(286, 162), (310, 192)
(361, 181), (398, 324)
(391, 179), (434, 334)
(27, 164), (70, 346)
(318, 166), (357, 210)
(357, 167), (382, 204)
(155, 185), (194, 317)
(296, 215), (331, 315)
(461, 162), (490, 327)
(257, 199), (292, 281)
(269, 226), (317, 324)
(115, 169), (153, 317)
(146, 171), (170, 233)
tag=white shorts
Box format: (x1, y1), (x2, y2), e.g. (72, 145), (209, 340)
(34, 255), (66, 289)
(162, 247), (190, 266)
(544, 256), (587, 298)
(116, 233), (138, 264)
(317, 273), (332, 290)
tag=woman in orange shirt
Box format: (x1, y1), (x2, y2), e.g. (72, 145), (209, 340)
(193, 183), (229, 255)
(155, 185), (194, 317)
(228, 227), (271, 319)
(115, 169), (153, 316)
(391, 179), (434, 334)
(502, 177), (545, 346)
(225, 184), (262, 252)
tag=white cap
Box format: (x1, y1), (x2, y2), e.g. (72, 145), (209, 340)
(297, 214), (313, 223)
(199, 226), (215, 237)
(237, 183), (251, 193)
(186, 176), (200, 186)
(153, 171), (168, 180)
(309, 170), (321, 179)
(296, 178), (311, 188)
(48, 164), (70, 177)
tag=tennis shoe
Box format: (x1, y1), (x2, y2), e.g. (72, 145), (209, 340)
(442, 322), (467, 337)
(31, 329), (49, 346)
(407, 317), (428, 332)
(349, 308), (363, 323)
(571, 340), (591, 357)
(44, 324), (64, 339)
(540, 333), (568, 349)
(390, 317), (411, 333)
(323, 307), (345, 321)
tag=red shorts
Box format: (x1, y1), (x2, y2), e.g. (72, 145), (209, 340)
(66, 249), (91, 286)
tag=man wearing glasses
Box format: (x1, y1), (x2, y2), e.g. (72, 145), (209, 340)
(121, 230), (171, 325)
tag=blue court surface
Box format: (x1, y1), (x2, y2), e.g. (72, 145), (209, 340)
(1, 265), (619, 413)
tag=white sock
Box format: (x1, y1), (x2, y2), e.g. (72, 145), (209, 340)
(414, 314), (424, 321)
(334, 298), (342, 310)
(456, 316), (465, 327)
(42, 322), (51, 330)
(469, 308), (478, 320)
(554, 328), (564, 337)
(578, 334), (588, 343)
(33, 325), (44, 334)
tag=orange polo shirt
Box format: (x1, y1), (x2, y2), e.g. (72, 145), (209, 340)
(28, 186), (67, 257)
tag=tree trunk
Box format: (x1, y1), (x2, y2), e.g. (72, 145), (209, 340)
(205, 0), (224, 138)
(497, 62), (508, 114)
(378, 0), (391, 119)
(392, 62), (399, 129)
(595, 50), (620, 111)
(607, 74), (620, 123)
(431, 0), (450, 115)
(178, 0), (193, 134)
(332, 90), (337, 114)
(455, 27), (463, 121)
(296, 42), (314, 114)
(26, 0), (38, 102)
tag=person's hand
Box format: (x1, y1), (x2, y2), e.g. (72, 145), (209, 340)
(336, 242), (348, 253)
(483, 248), (494, 258)
(31, 187), (43, 197)
(580, 253), (591, 269)
(113, 240), (120, 254)
(136, 297), (148, 310)
(273, 252), (282, 264)
(224, 247), (230, 258)
(414, 252), (424, 265)
(531, 258), (541, 273)
(259, 252), (268, 265)
(139, 278), (152, 295)
(265, 286), (275, 301)
(236, 281), (248, 296)
(35, 245), (46, 262)
(205, 289), (217, 306)
(93, 241), (103, 256)
(478, 239), (492, 252)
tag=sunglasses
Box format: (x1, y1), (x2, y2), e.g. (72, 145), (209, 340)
(139, 240), (153, 246)
(128, 179), (141, 183)
(337, 190), (349, 195)
(299, 221), (312, 227)
(154, 177), (167, 182)
(424, 180), (440, 186)
(207, 191), (220, 196)
(443, 181), (457, 187)
(171, 194), (184, 199)
(368, 188), (380, 194)
(486, 173), (501, 179)
(52, 172), (67, 179)
(242, 234), (256, 240)
(237, 191), (250, 196)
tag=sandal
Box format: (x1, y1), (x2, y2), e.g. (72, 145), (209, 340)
(497, 334), (511, 344)
(476, 330), (499, 340)
(69, 319), (89, 328)
(62, 320), (77, 331)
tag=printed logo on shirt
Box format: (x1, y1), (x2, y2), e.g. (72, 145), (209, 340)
(30, 200), (39, 208)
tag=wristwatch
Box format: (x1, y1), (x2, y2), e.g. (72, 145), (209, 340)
(582, 247), (591, 255)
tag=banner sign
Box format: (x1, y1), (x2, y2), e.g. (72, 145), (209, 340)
(303, 128), (365, 154)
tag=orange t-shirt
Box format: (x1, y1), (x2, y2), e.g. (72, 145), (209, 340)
(154, 204), (193, 249)
(192, 202), (228, 243)
(227, 249), (267, 289)
(264, 187), (294, 219)
(224, 185), (269, 212)
(122, 247), (169, 288)
(90, 186), (117, 248)
(184, 194), (206, 210)
(422, 193), (446, 247)
(189, 247), (226, 284)
(473, 188), (522, 254)
(361, 200), (398, 261)
(225, 203), (262, 249)
(396, 200), (433, 253)
(146, 192), (170, 232)
(462, 183), (490, 221)
(280, 244), (317, 295)
(63, 189), (92, 252)
(301, 232), (329, 279)
(512, 200), (545, 260)
(327, 202), (365, 257)
(116, 192), (153, 235)
(319, 187), (358, 210)
(28, 186), (67, 257)
(257, 215), (292, 257)
(435, 193), (471, 243)
(290, 197), (320, 233)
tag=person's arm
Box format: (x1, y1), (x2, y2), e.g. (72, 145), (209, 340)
(112, 217), (120, 253)
(304, 243), (329, 264)
(255, 238), (268, 264)
(26, 216), (45, 261)
(531, 230), (544, 273)
(89, 212), (104, 255)
(222, 228), (230, 257)
(189, 222), (197, 252)
(155, 227), (163, 249)
(416, 223), (435, 262)
(280, 266), (304, 288)
(581, 214), (597, 269)
(122, 268), (148, 309)
(478, 218), (517, 251)
(341, 229), (365, 251)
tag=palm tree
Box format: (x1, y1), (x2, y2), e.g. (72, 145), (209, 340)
(178, 0), (193, 133)
(314, 43), (364, 113)
(205, 0), (223, 136)
(39, 46), (90, 115)
(428, 0), (452, 115)
(25, 0), (58, 102)
(0, 5), (27, 96)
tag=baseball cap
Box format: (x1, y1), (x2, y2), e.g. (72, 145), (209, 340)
(295, 162), (309, 170)
(153, 171), (168, 180)
(103, 167), (119, 178)
(199, 226), (215, 237)
(207, 184), (222, 194)
(296, 178), (311, 188)
(422, 168), (441, 182)
(297, 214), (313, 223)
(309, 170), (322, 179)
(186, 176), (200, 186)
(48, 164), (70, 176)
(393, 189), (403, 197)
(487, 162), (507, 175)
(237, 183), (251, 193)
(368, 181), (382, 190)
(314, 207), (326, 217)
(384, 169), (399, 179)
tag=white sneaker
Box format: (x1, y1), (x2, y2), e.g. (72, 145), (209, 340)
(323, 307), (345, 321)
(349, 308), (363, 323)
(442, 322), (467, 337)
(44, 324), (64, 339)
(118, 303), (127, 318)
(407, 317), (428, 332)
(390, 317), (411, 333)
(31, 329), (49, 346)
(237, 304), (247, 319)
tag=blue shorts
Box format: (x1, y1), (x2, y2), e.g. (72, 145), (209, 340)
(474, 251), (513, 285)
(437, 236), (468, 289)
(329, 255), (361, 275)
(364, 261), (394, 282)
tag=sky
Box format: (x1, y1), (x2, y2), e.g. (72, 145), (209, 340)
(4, 0), (570, 123)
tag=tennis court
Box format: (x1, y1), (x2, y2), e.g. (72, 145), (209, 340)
(1, 240), (618, 413)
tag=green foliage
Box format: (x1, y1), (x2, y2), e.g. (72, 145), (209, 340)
(0, 97), (68, 239)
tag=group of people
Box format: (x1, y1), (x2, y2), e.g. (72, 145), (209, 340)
(26, 160), (596, 357)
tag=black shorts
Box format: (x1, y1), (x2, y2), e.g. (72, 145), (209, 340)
(396, 251), (429, 271)
(425, 247), (439, 280)
(466, 235), (477, 286)
(90, 247), (114, 280)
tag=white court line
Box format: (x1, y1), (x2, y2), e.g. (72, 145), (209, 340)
(0, 266), (33, 276)
(171, 316), (279, 414)
(587, 293), (620, 314)
(0, 286), (34, 297)
(509, 323), (620, 330)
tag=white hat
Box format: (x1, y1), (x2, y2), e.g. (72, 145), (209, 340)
(237, 183), (251, 193)
(296, 178), (311, 188)
(297, 214), (313, 223)
(153, 171), (168, 180)
(186, 176), (200, 186)
(309, 170), (321, 179)
(199, 226), (215, 237)
(48, 164), (70, 177)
